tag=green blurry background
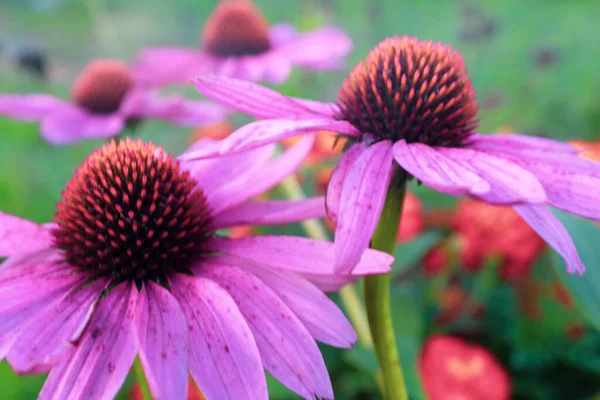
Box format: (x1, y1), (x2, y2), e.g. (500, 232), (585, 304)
(1, 0), (600, 399)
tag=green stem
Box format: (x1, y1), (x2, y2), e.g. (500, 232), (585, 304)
(133, 357), (152, 400)
(365, 182), (408, 400)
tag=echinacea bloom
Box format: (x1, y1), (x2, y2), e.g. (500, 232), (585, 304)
(132, 0), (351, 86)
(0, 138), (393, 399)
(419, 335), (511, 400)
(453, 199), (546, 280)
(0, 59), (228, 145)
(187, 35), (598, 275)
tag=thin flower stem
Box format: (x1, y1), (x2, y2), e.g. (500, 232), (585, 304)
(133, 357), (152, 400)
(365, 182), (409, 400)
(279, 173), (373, 348)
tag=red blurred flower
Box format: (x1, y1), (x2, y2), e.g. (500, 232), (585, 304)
(420, 335), (511, 400)
(283, 131), (342, 165)
(453, 199), (546, 280)
(514, 277), (544, 320)
(434, 285), (483, 326)
(423, 244), (450, 276)
(397, 191), (424, 242)
(570, 140), (600, 162)
(189, 121), (234, 144)
(130, 377), (206, 400)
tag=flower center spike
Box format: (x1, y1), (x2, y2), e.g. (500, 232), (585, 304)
(201, 0), (271, 57)
(338, 36), (479, 147)
(52, 139), (213, 283)
(71, 59), (133, 114)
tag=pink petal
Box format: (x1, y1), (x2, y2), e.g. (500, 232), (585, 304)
(211, 198), (326, 229)
(437, 147), (547, 204)
(170, 274), (267, 400)
(135, 282), (188, 400)
(234, 56), (292, 84)
(7, 278), (106, 374)
(39, 282), (139, 400)
(290, 97), (341, 119)
(335, 141), (394, 273)
(0, 94), (68, 121)
(466, 133), (578, 155)
(326, 142), (367, 224)
(192, 75), (336, 119)
(221, 118), (358, 154)
(239, 261), (357, 348)
(293, 273), (358, 293)
(206, 134), (315, 214)
(0, 212), (53, 257)
(275, 27), (352, 70)
(268, 23), (298, 47)
(513, 205), (585, 275)
(204, 235), (393, 276)
(132, 47), (216, 87)
(178, 138), (224, 161)
(198, 264), (333, 399)
(392, 140), (491, 196)
(40, 106), (124, 145)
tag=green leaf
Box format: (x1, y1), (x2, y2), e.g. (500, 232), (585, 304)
(550, 210), (600, 330)
(391, 231), (443, 279)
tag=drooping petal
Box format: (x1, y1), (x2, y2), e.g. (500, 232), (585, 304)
(206, 135), (314, 215)
(170, 274), (267, 400)
(0, 94), (69, 121)
(513, 205), (585, 275)
(135, 282), (188, 400)
(326, 142), (366, 224)
(289, 97), (341, 119)
(268, 23), (298, 47)
(211, 198), (326, 229)
(38, 282), (139, 400)
(238, 261), (357, 348)
(437, 147), (547, 204)
(293, 273), (358, 293)
(40, 106), (124, 145)
(335, 140), (394, 273)
(198, 264), (334, 399)
(7, 278), (107, 374)
(204, 236), (393, 276)
(192, 75), (336, 119)
(466, 133), (578, 155)
(393, 140), (491, 196)
(221, 118), (359, 154)
(275, 27), (352, 70)
(0, 212), (54, 257)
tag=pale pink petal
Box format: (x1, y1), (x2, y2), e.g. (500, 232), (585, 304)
(392, 140), (491, 196)
(198, 264), (333, 399)
(136, 282), (188, 400)
(275, 27), (352, 70)
(290, 97), (341, 119)
(239, 262), (357, 348)
(39, 282), (139, 400)
(293, 273), (358, 292)
(206, 135), (314, 214)
(215, 57), (243, 78)
(170, 274), (267, 400)
(437, 147), (547, 204)
(192, 75), (336, 119)
(178, 138), (224, 161)
(260, 55), (294, 84)
(212, 198), (326, 229)
(513, 205), (585, 275)
(0, 94), (69, 121)
(221, 118), (358, 154)
(268, 23), (298, 47)
(335, 141), (394, 273)
(326, 142), (367, 224)
(132, 47), (216, 87)
(233, 56), (278, 83)
(466, 133), (578, 155)
(0, 212), (53, 257)
(7, 278), (106, 374)
(204, 236), (393, 276)
(40, 106), (124, 145)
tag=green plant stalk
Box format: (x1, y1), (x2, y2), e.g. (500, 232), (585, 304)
(133, 357), (152, 400)
(365, 182), (408, 400)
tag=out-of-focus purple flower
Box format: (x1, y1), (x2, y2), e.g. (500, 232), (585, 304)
(0, 59), (229, 145)
(185, 35), (599, 276)
(131, 0), (352, 87)
(0, 137), (393, 400)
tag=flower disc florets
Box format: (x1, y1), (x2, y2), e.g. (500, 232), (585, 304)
(53, 139), (212, 283)
(338, 36), (479, 147)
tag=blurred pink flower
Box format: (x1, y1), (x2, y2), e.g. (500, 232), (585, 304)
(0, 59), (229, 145)
(184, 35), (598, 275)
(0, 138), (393, 399)
(132, 0), (352, 86)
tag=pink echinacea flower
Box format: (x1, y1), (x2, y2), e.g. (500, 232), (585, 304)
(0, 137), (393, 399)
(186, 35), (597, 275)
(132, 0), (352, 86)
(0, 59), (229, 145)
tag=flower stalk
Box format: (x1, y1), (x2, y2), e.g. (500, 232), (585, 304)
(365, 179), (408, 400)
